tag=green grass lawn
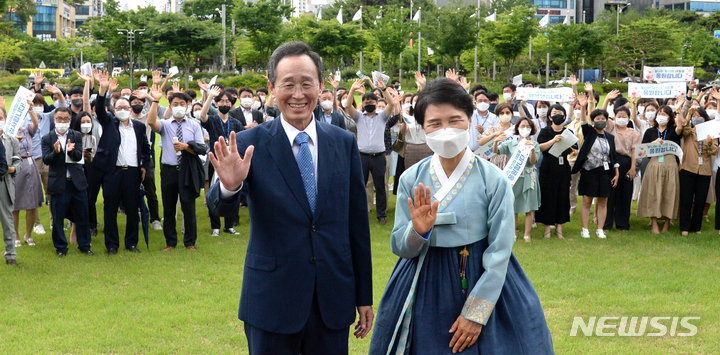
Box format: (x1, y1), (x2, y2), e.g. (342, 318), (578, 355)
(1, 94), (719, 354)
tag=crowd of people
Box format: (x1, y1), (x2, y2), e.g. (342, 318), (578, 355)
(1, 60), (717, 268)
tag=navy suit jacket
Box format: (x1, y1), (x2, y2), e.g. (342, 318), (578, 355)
(41, 129), (88, 194)
(313, 104), (347, 130)
(93, 95), (151, 175)
(207, 117), (372, 334)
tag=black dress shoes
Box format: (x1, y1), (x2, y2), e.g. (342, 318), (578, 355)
(6, 259), (18, 266)
(80, 249), (95, 256)
(378, 217), (387, 225)
(57, 251), (67, 257)
(127, 246), (141, 253)
(107, 248), (118, 255)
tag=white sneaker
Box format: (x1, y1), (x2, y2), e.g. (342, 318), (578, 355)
(596, 229), (607, 239)
(532, 223), (537, 228)
(34, 224), (46, 235)
(211, 229), (220, 236)
(151, 221), (162, 230)
(581, 228), (590, 238)
(224, 228), (240, 235)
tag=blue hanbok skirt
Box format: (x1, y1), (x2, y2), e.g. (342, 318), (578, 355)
(370, 239), (554, 355)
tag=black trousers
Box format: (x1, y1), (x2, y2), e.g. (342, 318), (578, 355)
(86, 163), (104, 230)
(160, 164), (197, 247)
(604, 155), (633, 230)
(103, 167), (141, 250)
(361, 153), (387, 218)
(244, 289), (349, 355)
(393, 155), (405, 195)
(679, 169), (711, 232)
(50, 180), (91, 253)
(207, 162), (238, 230)
(142, 162), (161, 222)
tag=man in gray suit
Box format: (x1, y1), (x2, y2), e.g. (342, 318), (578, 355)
(0, 108), (22, 265)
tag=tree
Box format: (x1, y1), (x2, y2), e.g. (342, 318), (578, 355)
(287, 16), (367, 70)
(547, 23), (604, 74)
(491, 0), (528, 15)
(604, 16), (680, 78)
(429, 3), (478, 70)
(488, 5), (538, 80)
(233, 0), (293, 62)
(368, 6), (413, 76)
(184, 0), (233, 23)
(3, 0), (37, 24)
(0, 36), (24, 70)
(147, 13), (221, 88)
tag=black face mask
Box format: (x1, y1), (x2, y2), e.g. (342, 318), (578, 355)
(131, 105), (144, 114)
(365, 105), (376, 114)
(71, 99), (83, 107)
(218, 106), (232, 114)
(551, 114), (565, 125)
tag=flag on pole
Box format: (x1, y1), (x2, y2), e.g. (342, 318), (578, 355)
(563, 15), (569, 25)
(470, 13), (476, 18)
(427, 47), (434, 55)
(337, 8), (343, 24)
(412, 9), (421, 22)
(539, 14), (549, 28)
(352, 8), (362, 21)
(485, 12), (496, 22)
(317, 8), (322, 20)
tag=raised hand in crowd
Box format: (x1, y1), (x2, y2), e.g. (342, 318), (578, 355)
(34, 70), (45, 91)
(209, 131), (254, 192)
(569, 74), (579, 87)
(46, 85), (65, 104)
(445, 69), (459, 82)
(458, 76), (470, 92)
(408, 182), (438, 235)
(328, 75), (340, 90)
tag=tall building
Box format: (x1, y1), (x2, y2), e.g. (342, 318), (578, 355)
(577, 0), (654, 24)
(658, 0), (720, 13)
(531, 0), (576, 24)
(75, 0), (104, 28)
(9, 0), (76, 40)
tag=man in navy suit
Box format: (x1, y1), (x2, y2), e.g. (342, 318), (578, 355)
(314, 89), (347, 129)
(207, 41), (374, 354)
(93, 70), (151, 255)
(41, 107), (93, 257)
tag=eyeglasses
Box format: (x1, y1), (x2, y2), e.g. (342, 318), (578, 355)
(276, 82), (318, 94)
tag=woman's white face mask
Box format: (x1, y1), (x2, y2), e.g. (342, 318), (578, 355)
(425, 128), (469, 159)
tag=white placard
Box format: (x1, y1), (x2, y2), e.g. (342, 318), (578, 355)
(208, 75), (218, 90)
(80, 62), (92, 76)
(473, 138), (496, 159)
(643, 66), (694, 82)
(372, 71), (390, 86)
(694, 119), (720, 140)
(634, 141), (683, 162)
(65, 147), (85, 165)
(168, 66), (179, 76)
(548, 129), (579, 157)
(4, 86), (36, 136)
(513, 74), (523, 86)
(628, 82), (686, 99)
(502, 139), (534, 187)
(516, 87), (575, 103)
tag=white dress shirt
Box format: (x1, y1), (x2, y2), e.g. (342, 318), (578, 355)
(242, 107), (253, 125)
(57, 130), (71, 178)
(117, 121), (138, 167)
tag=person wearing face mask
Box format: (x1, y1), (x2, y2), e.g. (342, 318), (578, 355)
(0, 103), (22, 264)
(478, 102), (515, 170)
(148, 83), (207, 252)
(369, 78), (554, 355)
(229, 87), (264, 130)
(41, 107), (94, 257)
(200, 87), (244, 236)
(676, 105), (717, 235)
(494, 117), (541, 242)
(93, 71), (152, 255)
(536, 104), (576, 239)
(637, 105), (682, 234)
(337, 90), (358, 136)
(571, 89), (620, 240)
(10, 99), (43, 249)
(469, 91), (498, 151)
(533, 101), (551, 133)
(601, 106), (641, 232)
(316, 89), (347, 129)
(346, 78), (397, 225)
(502, 83), (535, 121)
(401, 94), (433, 172)
(567, 99), (585, 215)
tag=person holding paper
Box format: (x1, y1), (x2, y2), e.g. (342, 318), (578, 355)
(469, 91), (498, 151)
(637, 105), (682, 234)
(571, 91), (620, 240)
(676, 106), (717, 235)
(478, 102), (515, 170)
(11, 100), (43, 247)
(536, 104), (576, 239)
(494, 117), (541, 242)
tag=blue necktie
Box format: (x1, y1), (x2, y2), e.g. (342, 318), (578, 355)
(294, 132), (316, 214)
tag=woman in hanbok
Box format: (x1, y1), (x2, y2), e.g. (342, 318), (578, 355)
(370, 78), (554, 355)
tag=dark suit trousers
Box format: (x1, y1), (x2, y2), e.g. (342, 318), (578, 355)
(51, 179), (91, 253)
(160, 164), (197, 247)
(361, 153), (387, 218)
(103, 167), (141, 250)
(142, 162), (161, 222)
(85, 164), (104, 229)
(207, 162), (237, 229)
(679, 169), (711, 232)
(244, 288), (349, 355)
(604, 154), (633, 230)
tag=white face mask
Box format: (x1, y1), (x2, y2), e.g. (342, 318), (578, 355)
(518, 127), (532, 138)
(251, 101), (262, 110)
(341, 99), (348, 108)
(193, 110), (202, 119)
(706, 109), (717, 118)
(33, 107), (44, 115)
(499, 114), (512, 123)
(638, 106), (645, 115)
(115, 110), (130, 121)
(0, 121), (5, 132)
(645, 111), (656, 121)
(411, 103), (416, 109)
(122, 95), (130, 101)
(574, 110), (582, 119)
(425, 127), (469, 159)
(259, 95), (266, 102)
(54, 100), (60, 107)
(55, 122), (70, 134)
(241, 97), (253, 108)
(503, 93), (513, 101)
(140, 89), (148, 94)
(80, 123), (92, 134)
(320, 100), (333, 111)
(656, 114), (669, 126)
(172, 106), (187, 119)
(615, 116), (629, 127)
(402, 103), (412, 112)
(537, 108), (548, 117)
(476, 102), (490, 112)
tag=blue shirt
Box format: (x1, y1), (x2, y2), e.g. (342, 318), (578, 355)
(469, 110), (498, 151)
(156, 117), (204, 166)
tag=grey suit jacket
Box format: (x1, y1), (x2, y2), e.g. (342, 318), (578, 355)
(1, 134), (22, 205)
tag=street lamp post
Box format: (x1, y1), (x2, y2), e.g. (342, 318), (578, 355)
(615, 2), (631, 35)
(216, 5), (227, 72)
(117, 28), (145, 89)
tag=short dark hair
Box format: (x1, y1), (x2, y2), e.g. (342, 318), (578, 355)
(214, 90), (233, 103)
(523, 80), (536, 87)
(390, 79), (400, 85)
(362, 93), (378, 102)
(54, 106), (72, 117)
(257, 87), (269, 95)
(651, 106), (676, 128)
(470, 84), (487, 96)
(473, 91), (489, 101)
(225, 87), (238, 97)
(32, 93), (45, 105)
(549, 103), (567, 118)
(589, 109), (609, 122)
(371, 88), (383, 97)
(614, 106), (631, 117)
(128, 95), (144, 104)
(514, 116), (536, 136)
(502, 83), (516, 92)
(487, 92), (499, 102)
(169, 92), (191, 104)
(321, 89), (333, 95)
(239, 87), (254, 96)
(186, 89), (197, 100)
(267, 41), (324, 86)
(68, 86), (83, 97)
(164, 86), (174, 95)
(337, 86), (347, 92)
(614, 97), (629, 110)
(137, 81), (148, 88)
(415, 78), (474, 127)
